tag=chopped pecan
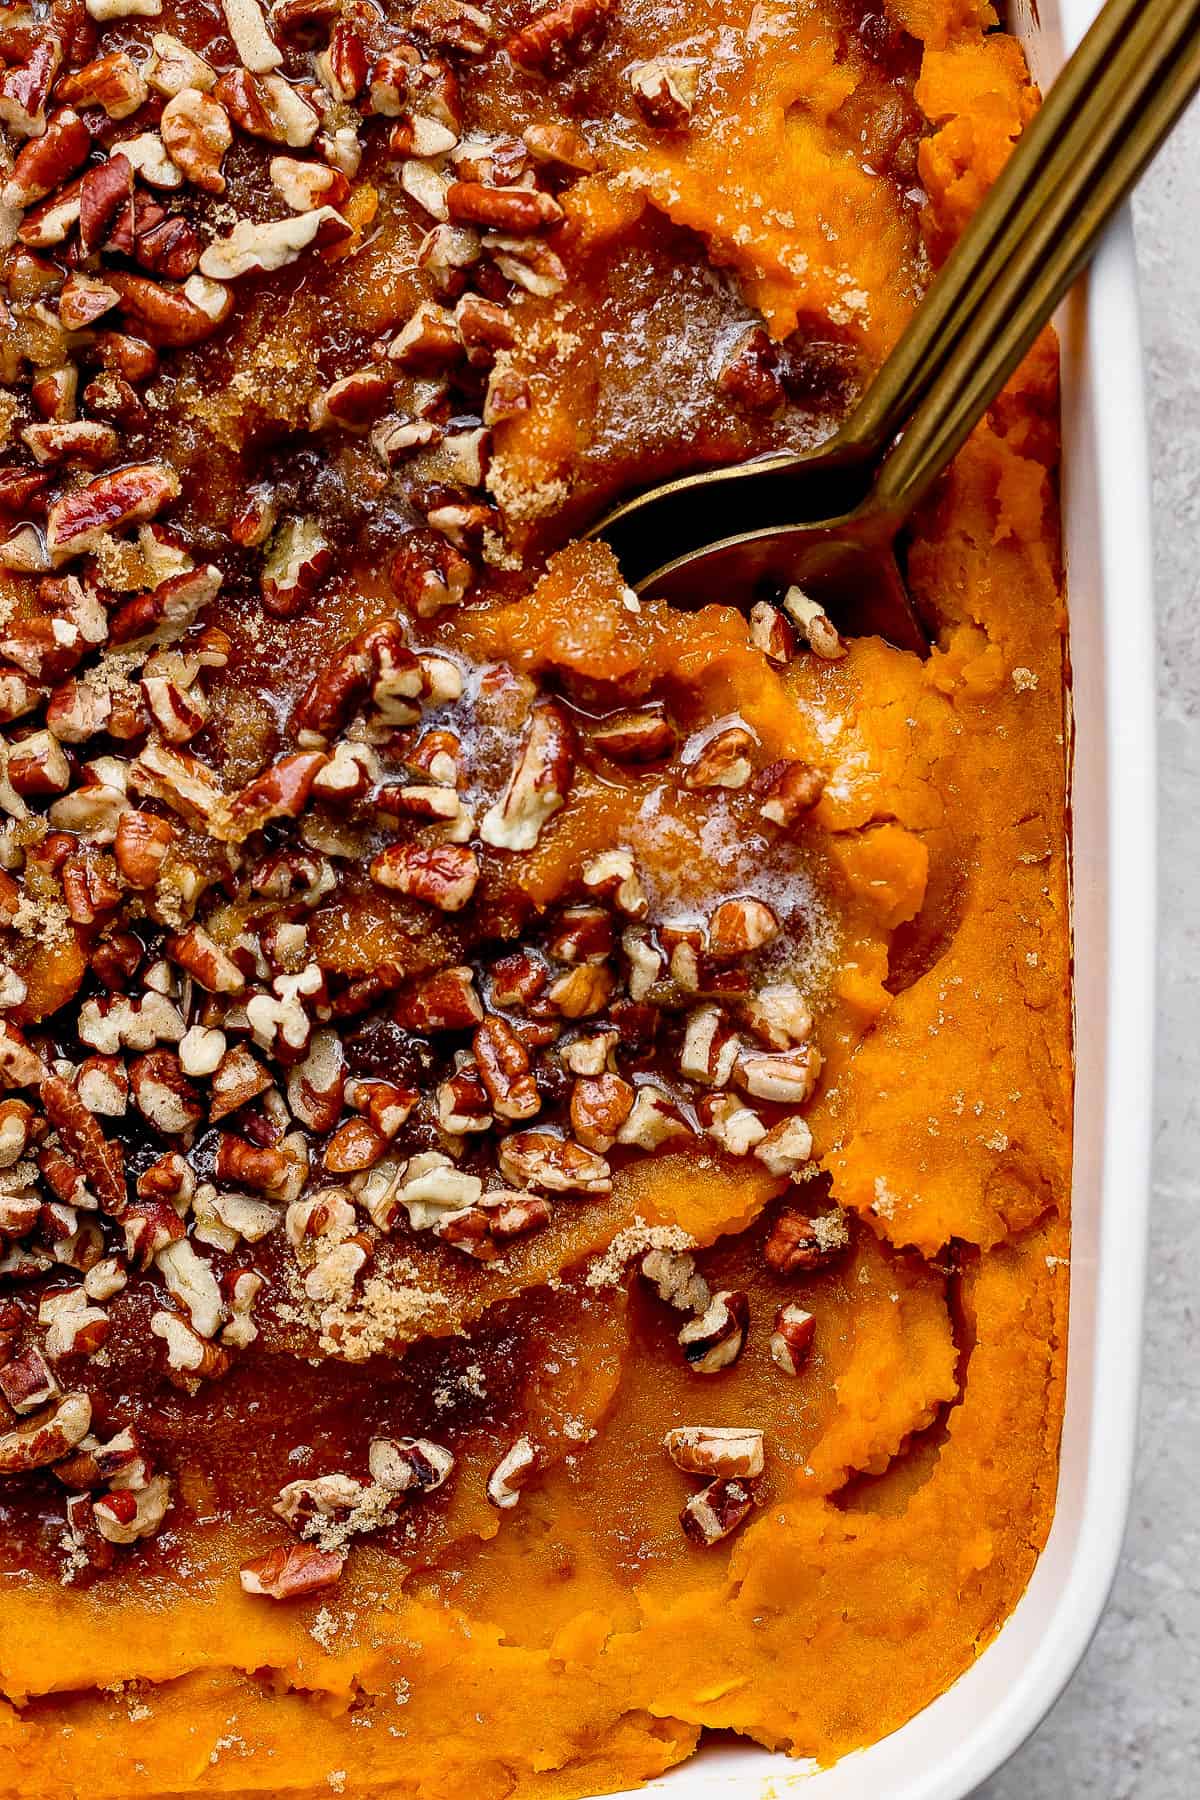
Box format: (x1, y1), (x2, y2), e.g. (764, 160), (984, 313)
(129, 1049), (202, 1135)
(145, 32), (217, 96)
(270, 153), (350, 213)
(211, 1045), (274, 1121)
(446, 181), (563, 232)
(0, 32), (61, 138)
(481, 699), (573, 851)
(735, 1043), (821, 1104)
(390, 528), (471, 616)
(748, 600), (795, 665)
(770, 1302), (816, 1374)
(629, 57), (699, 129)
(314, 20), (368, 99)
(215, 68), (319, 147)
(782, 586), (846, 660)
(221, 0), (284, 72)
(682, 724), (755, 790)
(764, 1207), (850, 1274)
(370, 842), (479, 911)
(311, 367), (392, 432)
(569, 1072), (634, 1153)
(412, 0), (491, 55)
(678, 1289), (749, 1375)
(757, 759), (827, 828)
(588, 703), (676, 764)
(0, 1345), (59, 1415)
(227, 751), (328, 837)
(40, 1074), (125, 1215)
(46, 462), (180, 559)
(259, 516), (333, 616)
(754, 1115), (813, 1177)
(473, 1015), (540, 1121)
(485, 1434), (537, 1508)
(56, 50), (147, 119)
(3, 107), (90, 208)
(76, 154), (131, 255)
(707, 897), (780, 960)
(679, 1476), (755, 1546)
(240, 1541), (345, 1599)
(369, 1434), (455, 1495)
(160, 89), (232, 194)
(663, 1425), (764, 1479)
(498, 1129), (610, 1194)
(94, 1472), (172, 1544)
(396, 964), (483, 1031)
(201, 207), (349, 281)
(285, 1030), (345, 1133)
(0, 1389), (91, 1475)
(166, 925), (246, 994)
(506, 0), (613, 75)
(105, 269), (233, 347)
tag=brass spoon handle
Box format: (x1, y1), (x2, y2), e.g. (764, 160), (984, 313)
(864, 0), (1200, 530)
(829, 0), (1151, 470)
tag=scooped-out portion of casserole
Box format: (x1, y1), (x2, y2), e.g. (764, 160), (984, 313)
(0, 0), (1070, 1792)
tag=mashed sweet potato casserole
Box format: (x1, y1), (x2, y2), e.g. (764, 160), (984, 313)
(0, 0), (1070, 1791)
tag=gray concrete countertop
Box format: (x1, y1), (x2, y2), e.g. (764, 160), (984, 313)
(973, 97), (1200, 1800)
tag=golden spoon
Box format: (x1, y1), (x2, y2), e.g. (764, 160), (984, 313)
(590, 0), (1200, 651)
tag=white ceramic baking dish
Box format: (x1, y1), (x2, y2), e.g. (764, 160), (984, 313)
(611, 0), (1157, 1793)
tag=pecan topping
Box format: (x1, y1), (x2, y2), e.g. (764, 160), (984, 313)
(370, 842), (480, 911)
(239, 1542), (345, 1600)
(629, 58), (699, 130)
(0, 1390), (91, 1475)
(481, 699), (573, 851)
(160, 89), (233, 194)
(677, 1289), (749, 1375)
(770, 1303), (816, 1374)
(764, 1208), (850, 1274)
(485, 1435), (537, 1508)
(663, 1425), (765, 1479)
(506, 0), (613, 75)
(679, 1477), (755, 1547)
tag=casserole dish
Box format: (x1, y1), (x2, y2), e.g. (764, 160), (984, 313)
(611, 1), (1156, 1793)
(0, 0), (1149, 1791)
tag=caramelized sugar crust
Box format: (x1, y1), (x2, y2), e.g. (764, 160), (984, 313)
(0, 0), (1069, 1792)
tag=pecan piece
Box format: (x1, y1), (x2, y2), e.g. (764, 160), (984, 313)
(678, 1289), (749, 1375)
(160, 89), (232, 194)
(240, 1542), (345, 1599)
(445, 181), (563, 232)
(663, 1425), (765, 1479)
(481, 698), (573, 851)
(485, 1435), (537, 1508)
(506, 0), (613, 75)
(369, 842), (479, 911)
(629, 57), (699, 129)
(0, 1390), (91, 1475)
(56, 51), (147, 119)
(3, 107), (90, 208)
(781, 586), (846, 660)
(46, 462), (180, 559)
(39, 1074), (125, 1215)
(770, 1303), (816, 1374)
(368, 1435), (455, 1495)
(757, 758), (827, 828)
(764, 1208), (850, 1274)
(497, 1129), (610, 1194)
(473, 1015), (540, 1121)
(679, 1477), (755, 1546)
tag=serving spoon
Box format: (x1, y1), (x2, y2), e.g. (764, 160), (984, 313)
(590, 0), (1200, 651)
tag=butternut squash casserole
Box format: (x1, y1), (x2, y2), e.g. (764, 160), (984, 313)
(0, 0), (1071, 1792)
